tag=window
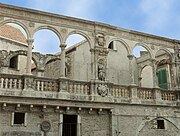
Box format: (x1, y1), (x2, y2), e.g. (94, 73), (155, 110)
(157, 69), (168, 89)
(12, 112), (26, 126)
(108, 41), (114, 50)
(9, 56), (18, 69)
(63, 115), (77, 136)
(157, 120), (165, 129)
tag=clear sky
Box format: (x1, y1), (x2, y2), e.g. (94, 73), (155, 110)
(1, 0), (180, 54)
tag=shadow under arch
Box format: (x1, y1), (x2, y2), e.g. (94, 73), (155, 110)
(0, 19), (30, 39)
(34, 25), (62, 44)
(65, 30), (92, 49)
(45, 57), (60, 65)
(133, 43), (153, 59)
(106, 38), (131, 56)
(137, 117), (179, 136)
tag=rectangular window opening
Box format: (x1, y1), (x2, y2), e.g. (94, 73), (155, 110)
(13, 112), (25, 125)
(157, 120), (165, 129)
(63, 115), (77, 136)
(9, 56), (18, 69)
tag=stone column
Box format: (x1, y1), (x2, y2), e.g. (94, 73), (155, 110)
(60, 44), (67, 77)
(171, 61), (178, 89)
(26, 39), (34, 74)
(77, 115), (81, 136)
(59, 114), (63, 136)
(128, 55), (135, 85)
(151, 59), (158, 88)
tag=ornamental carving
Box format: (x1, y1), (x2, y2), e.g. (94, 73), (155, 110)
(41, 121), (51, 132)
(24, 77), (35, 90)
(97, 84), (108, 97)
(65, 56), (71, 76)
(96, 33), (106, 47)
(98, 59), (106, 81)
(0, 50), (8, 67)
(29, 22), (35, 27)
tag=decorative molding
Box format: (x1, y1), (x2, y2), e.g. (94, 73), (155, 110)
(97, 84), (108, 97)
(98, 59), (106, 81)
(29, 22), (35, 27)
(96, 33), (106, 47)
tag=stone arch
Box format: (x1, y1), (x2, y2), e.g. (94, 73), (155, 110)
(155, 48), (173, 60)
(45, 57), (60, 65)
(133, 43), (153, 59)
(65, 30), (92, 49)
(106, 38), (131, 55)
(137, 117), (179, 136)
(34, 25), (62, 44)
(0, 19), (30, 39)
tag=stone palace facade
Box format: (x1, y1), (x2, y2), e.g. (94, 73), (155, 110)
(0, 3), (180, 136)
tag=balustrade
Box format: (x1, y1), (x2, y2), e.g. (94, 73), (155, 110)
(68, 80), (90, 95)
(138, 88), (154, 100)
(161, 91), (176, 101)
(33, 78), (58, 92)
(0, 74), (22, 89)
(111, 85), (129, 98)
(0, 73), (179, 104)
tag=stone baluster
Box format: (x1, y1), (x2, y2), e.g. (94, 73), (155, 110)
(9, 78), (12, 89)
(26, 39), (34, 75)
(41, 81), (44, 91)
(128, 55), (135, 85)
(37, 81), (40, 91)
(5, 78), (8, 89)
(13, 79), (17, 89)
(0, 78), (4, 88)
(18, 79), (22, 89)
(60, 44), (67, 77)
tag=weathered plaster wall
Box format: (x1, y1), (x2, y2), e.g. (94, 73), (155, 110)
(107, 41), (130, 85)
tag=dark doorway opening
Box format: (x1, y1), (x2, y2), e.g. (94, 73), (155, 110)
(63, 115), (77, 136)
(157, 120), (165, 129)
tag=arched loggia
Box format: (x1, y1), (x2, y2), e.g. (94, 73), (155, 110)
(64, 33), (91, 80)
(155, 49), (173, 89)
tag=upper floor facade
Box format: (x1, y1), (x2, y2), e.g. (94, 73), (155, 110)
(0, 3), (180, 107)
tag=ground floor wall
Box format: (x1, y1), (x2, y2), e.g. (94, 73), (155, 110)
(0, 98), (180, 136)
(0, 105), (110, 136)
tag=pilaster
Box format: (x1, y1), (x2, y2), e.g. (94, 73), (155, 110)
(60, 44), (67, 78)
(26, 39), (34, 75)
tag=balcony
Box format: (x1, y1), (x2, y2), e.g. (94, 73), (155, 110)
(0, 73), (179, 107)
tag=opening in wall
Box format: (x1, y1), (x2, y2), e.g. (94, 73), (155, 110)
(63, 115), (77, 136)
(108, 41), (114, 50)
(157, 120), (165, 129)
(9, 56), (18, 69)
(12, 112), (26, 126)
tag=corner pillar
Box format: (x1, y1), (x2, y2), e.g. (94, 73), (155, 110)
(128, 55), (135, 85)
(151, 59), (158, 88)
(26, 39), (34, 75)
(60, 44), (67, 77)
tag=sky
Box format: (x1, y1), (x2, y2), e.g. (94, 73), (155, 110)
(1, 0), (180, 55)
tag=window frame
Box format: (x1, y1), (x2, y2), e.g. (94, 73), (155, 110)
(11, 112), (27, 127)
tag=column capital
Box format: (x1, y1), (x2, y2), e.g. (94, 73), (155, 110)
(150, 58), (156, 64)
(60, 43), (67, 49)
(26, 39), (34, 45)
(127, 55), (134, 60)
